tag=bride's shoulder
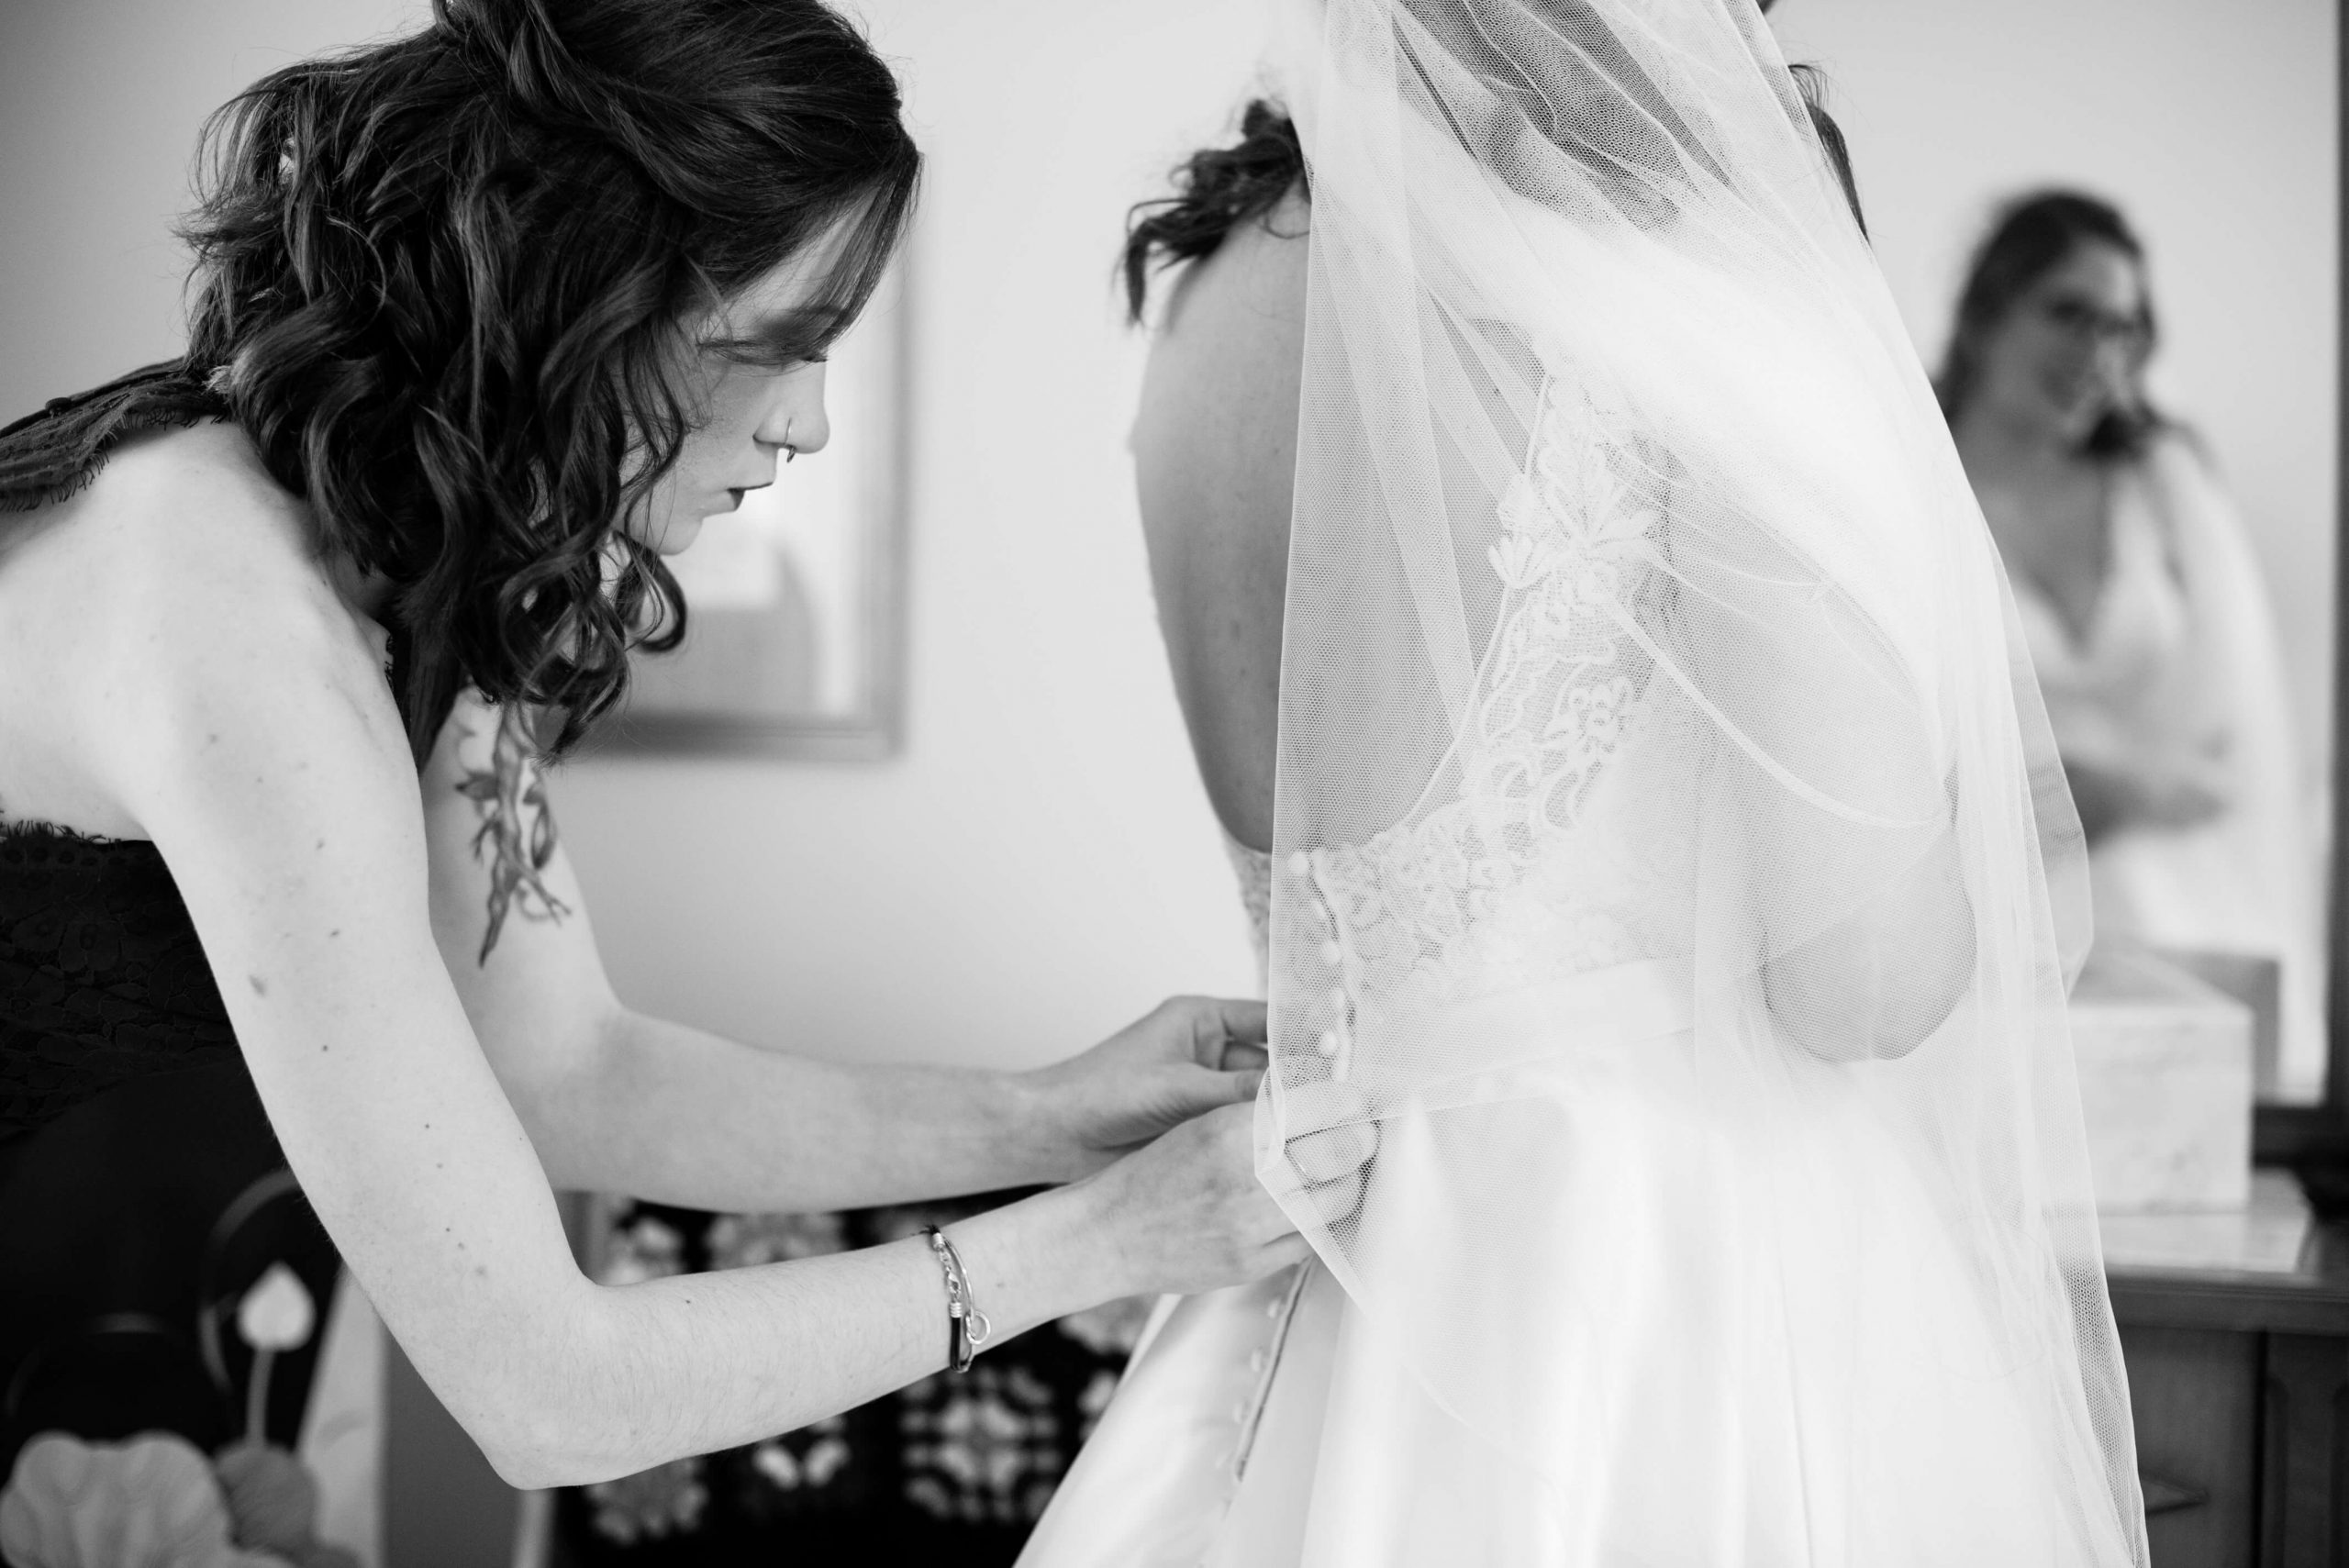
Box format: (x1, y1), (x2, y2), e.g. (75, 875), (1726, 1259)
(1140, 186), (1310, 443)
(1157, 186), (1311, 344)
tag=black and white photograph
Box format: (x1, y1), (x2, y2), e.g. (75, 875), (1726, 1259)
(0, 0), (2343, 1564)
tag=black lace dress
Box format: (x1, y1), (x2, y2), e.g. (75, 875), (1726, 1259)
(0, 366), (344, 1477)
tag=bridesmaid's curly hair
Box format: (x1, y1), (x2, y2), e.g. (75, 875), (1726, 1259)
(182, 0), (920, 766)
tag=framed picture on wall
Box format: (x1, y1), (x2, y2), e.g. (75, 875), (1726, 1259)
(595, 262), (911, 759)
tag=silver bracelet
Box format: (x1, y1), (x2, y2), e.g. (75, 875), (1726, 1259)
(921, 1224), (992, 1374)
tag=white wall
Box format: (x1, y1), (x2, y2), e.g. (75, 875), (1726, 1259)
(0, 0), (425, 400)
(555, 0), (1275, 1067)
(1773, 0), (2339, 786)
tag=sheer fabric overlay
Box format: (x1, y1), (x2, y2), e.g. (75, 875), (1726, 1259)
(1255, 1), (2145, 1561)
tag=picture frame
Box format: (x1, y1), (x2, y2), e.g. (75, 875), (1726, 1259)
(592, 261), (912, 760)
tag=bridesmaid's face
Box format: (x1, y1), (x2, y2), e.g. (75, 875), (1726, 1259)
(623, 228), (852, 555)
(1974, 240), (2150, 448)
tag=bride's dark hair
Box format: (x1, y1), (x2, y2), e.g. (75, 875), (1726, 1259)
(184, 0), (919, 766)
(1122, 6), (1863, 322)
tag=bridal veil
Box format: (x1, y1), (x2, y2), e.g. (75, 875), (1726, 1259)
(1253, 0), (2148, 1560)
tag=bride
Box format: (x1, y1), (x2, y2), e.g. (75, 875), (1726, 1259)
(1022, 0), (2148, 1562)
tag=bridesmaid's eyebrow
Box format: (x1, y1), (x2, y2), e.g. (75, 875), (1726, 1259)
(701, 305), (853, 365)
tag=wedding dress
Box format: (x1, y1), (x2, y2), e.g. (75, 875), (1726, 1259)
(1027, 1), (2144, 1561)
(1030, 835), (2125, 1567)
(1030, 599), (2131, 1566)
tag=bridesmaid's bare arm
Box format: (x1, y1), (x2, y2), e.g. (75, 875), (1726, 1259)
(72, 446), (1318, 1487)
(415, 690), (1259, 1214)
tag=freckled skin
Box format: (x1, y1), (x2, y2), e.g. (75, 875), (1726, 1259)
(1130, 191), (1311, 853)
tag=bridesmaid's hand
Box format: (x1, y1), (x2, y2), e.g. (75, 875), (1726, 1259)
(1024, 996), (1269, 1174)
(1067, 1087), (1378, 1298)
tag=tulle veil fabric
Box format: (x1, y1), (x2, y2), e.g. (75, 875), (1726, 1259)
(1250, 0), (2146, 1560)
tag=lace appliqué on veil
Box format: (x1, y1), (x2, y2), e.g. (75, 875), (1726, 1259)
(1291, 384), (1687, 1032)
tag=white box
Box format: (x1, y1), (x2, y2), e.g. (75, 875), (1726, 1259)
(2069, 942), (2254, 1213)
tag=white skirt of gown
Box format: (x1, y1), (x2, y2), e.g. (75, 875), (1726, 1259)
(1019, 844), (2129, 1568)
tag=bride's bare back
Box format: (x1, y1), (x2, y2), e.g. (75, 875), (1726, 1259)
(1130, 189), (1309, 856)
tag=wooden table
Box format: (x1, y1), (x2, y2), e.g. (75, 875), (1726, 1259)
(2109, 1173), (2349, 1566)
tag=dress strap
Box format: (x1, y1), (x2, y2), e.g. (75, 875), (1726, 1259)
(0, 361), (229, 515)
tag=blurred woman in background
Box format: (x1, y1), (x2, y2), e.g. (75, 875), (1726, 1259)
(1942, 190), (2321, 1093)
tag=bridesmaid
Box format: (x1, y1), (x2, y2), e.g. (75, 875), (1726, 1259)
(0, 0), (1373, 1519)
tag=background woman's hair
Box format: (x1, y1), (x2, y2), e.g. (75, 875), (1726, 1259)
(1934, 189), (2160, 460)
(1121, 51), (1865, 323)
(183, 0), (920, 768)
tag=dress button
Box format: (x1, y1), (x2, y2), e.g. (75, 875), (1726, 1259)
(1317, 1031), (1340, 1059)
(1249, 1350), (1267, 1373)
(1319, 940), (1343, 966)
(1286, 851), (1311, 877)
(1326, 985), (1346, 1011)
